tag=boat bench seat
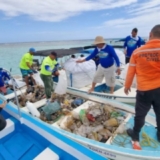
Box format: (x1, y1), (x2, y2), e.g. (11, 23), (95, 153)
(0, 119), (14, 139)
(33, 147), (59, 160)
(114, 87), (136, 97)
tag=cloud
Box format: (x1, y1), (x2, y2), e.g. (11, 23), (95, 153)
(102, 0), (160, 37)
(0, 0), (137, 22)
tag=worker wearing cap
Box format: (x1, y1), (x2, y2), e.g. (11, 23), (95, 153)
(40, 51), (58, 103)
(19, 48), (36, 87)
(77, 36), (121, 94)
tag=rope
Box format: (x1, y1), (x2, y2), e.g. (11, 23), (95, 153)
(140, 131), (160, 148)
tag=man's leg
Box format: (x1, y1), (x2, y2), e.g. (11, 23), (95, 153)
(20, 69), (30, 87)
(104, 65), (115, 94)
(24, 76), (29, 87)
(28, 70), (36, 86)
(152, 88), (160, 141)
(88, 65), (104, 93)
(88, 82), (97, 93)
(50, 76), (54, 93)
(40, 74), (52, 99)
(127, 90), (152, 141)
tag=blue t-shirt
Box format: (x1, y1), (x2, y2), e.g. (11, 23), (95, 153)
(86, 45), (120, 68)
(124, 36), (141, 57)
(0, 70), (10, 87)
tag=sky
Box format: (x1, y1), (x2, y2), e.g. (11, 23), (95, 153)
(0, 0), (160, 43)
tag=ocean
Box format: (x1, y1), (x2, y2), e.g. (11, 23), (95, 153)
(0, 39), (122, 75)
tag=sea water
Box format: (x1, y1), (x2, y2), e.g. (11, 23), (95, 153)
(0, 39), (122, 75)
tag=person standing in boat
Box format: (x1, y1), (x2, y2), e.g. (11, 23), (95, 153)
(40, 51), (58, 104)
(0, 101), (7, 131)
(0, 68), (10, 95)
(77, 36), (121, 94)
(124, 24), (160, 150)
(124, 28), (142, 64)
(19, 48), (36, 88)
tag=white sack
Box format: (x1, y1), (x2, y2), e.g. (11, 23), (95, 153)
(54, 70), (67, 95)
(64, 58), (96, 88)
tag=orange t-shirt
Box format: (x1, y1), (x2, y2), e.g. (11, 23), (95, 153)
(125, 39), (160, 91)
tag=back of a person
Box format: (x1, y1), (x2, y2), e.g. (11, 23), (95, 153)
(0, 71), (4, 87)
(20, 52), (33, 69)
(132, 39), (160, 91)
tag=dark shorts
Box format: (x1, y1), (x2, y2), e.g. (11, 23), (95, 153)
(0, 114), (6, 131)
(20, 69), (33, 78)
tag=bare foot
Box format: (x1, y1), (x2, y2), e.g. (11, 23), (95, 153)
(88, 88), (94, 94)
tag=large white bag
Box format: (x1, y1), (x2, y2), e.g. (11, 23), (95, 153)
(54, 70), (67, 95)
(114, 49), (125, 65)
(64, 58), (96, 88)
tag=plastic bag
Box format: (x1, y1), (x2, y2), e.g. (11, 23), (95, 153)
(32, 72), (44, 86)
(79, 109), (90, 125)
(26, 101), (40, 118)
(54, 70), (67, 95)
(42, 101), (61, 120)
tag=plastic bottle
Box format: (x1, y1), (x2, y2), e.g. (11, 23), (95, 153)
(26, 101), (40, 118)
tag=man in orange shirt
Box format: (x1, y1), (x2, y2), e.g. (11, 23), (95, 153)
(124, 24), (160, 150)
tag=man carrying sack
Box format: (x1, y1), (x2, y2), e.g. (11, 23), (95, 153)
(77, 36), (121, 94)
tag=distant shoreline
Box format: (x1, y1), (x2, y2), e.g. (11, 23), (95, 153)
(0, 37), (147, 45)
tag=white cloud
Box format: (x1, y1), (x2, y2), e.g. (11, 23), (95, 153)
(0, 0), (137, 22)
(102, 0), (160, 37)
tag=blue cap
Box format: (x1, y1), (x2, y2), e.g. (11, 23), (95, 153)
(29, 48), (36, 53)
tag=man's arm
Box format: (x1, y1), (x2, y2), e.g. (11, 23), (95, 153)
(137, 37), (141, 48)
(124, 37), (128, 55)
(77, 48), (98, 63)
(124, 52), (136, 94)
(110, 47), (121, 75)
(110, 47), (120, 67)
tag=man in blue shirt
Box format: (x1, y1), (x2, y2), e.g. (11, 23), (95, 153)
(0, 68), (10, 95)
(77, 36), (121, 94)
(124, 28), (141, 63)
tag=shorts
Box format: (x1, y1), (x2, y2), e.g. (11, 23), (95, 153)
(0, 86), (7, 94)
(93, 64), (115, 87)
(20, 69), (33, 78)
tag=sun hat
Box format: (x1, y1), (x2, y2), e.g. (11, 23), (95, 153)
(93, 36), (106, 45)
(29, 48), (36, 53)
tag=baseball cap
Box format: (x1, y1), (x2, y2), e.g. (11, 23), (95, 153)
(29, 48), (36, 53)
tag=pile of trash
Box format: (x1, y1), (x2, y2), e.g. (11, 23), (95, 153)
(58, 103), (126, 142)
(39, 93), (86, 123)
(11, 85), (45, 107)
